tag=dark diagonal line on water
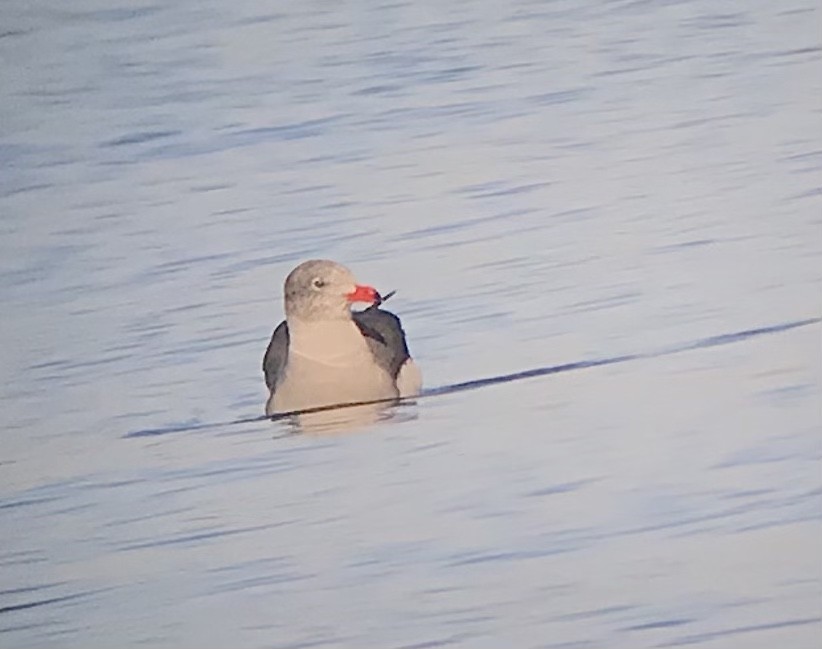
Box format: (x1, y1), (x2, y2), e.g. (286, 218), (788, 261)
(124, 317), (820, 437)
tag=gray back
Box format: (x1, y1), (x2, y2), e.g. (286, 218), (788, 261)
(352, 306), (411, 379)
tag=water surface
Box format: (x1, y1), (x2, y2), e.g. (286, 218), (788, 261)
(1, 0), (820, 647)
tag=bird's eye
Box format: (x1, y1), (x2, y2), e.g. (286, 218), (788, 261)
(311, 277), (326, 289)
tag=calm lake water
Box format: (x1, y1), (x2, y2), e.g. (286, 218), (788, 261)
(1, 0), (820, 647)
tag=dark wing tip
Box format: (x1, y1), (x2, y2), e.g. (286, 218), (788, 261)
(376, 289), (396, 306)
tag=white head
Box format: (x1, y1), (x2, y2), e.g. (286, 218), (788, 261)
(283, 259), (380, 321)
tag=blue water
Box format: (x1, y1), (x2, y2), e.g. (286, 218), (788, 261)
(1, 0), (820, 647)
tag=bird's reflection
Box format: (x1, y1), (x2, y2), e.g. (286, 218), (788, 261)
(278, 400), (418, 435)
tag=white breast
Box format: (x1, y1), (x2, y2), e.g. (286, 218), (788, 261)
(267, 318), (399, 414)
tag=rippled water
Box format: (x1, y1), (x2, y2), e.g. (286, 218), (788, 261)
(1, 0), (820, 647)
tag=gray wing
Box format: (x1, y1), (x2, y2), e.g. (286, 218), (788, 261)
(262, 320), (289, 391)
(352, 306), (412, 379)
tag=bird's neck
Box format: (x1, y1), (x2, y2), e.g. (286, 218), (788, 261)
(287, 316), (368, 365)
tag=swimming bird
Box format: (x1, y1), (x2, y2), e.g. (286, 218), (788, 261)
(262, 259), (422, 415)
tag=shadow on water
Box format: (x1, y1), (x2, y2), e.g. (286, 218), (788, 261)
(124, 317), (820, 439)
